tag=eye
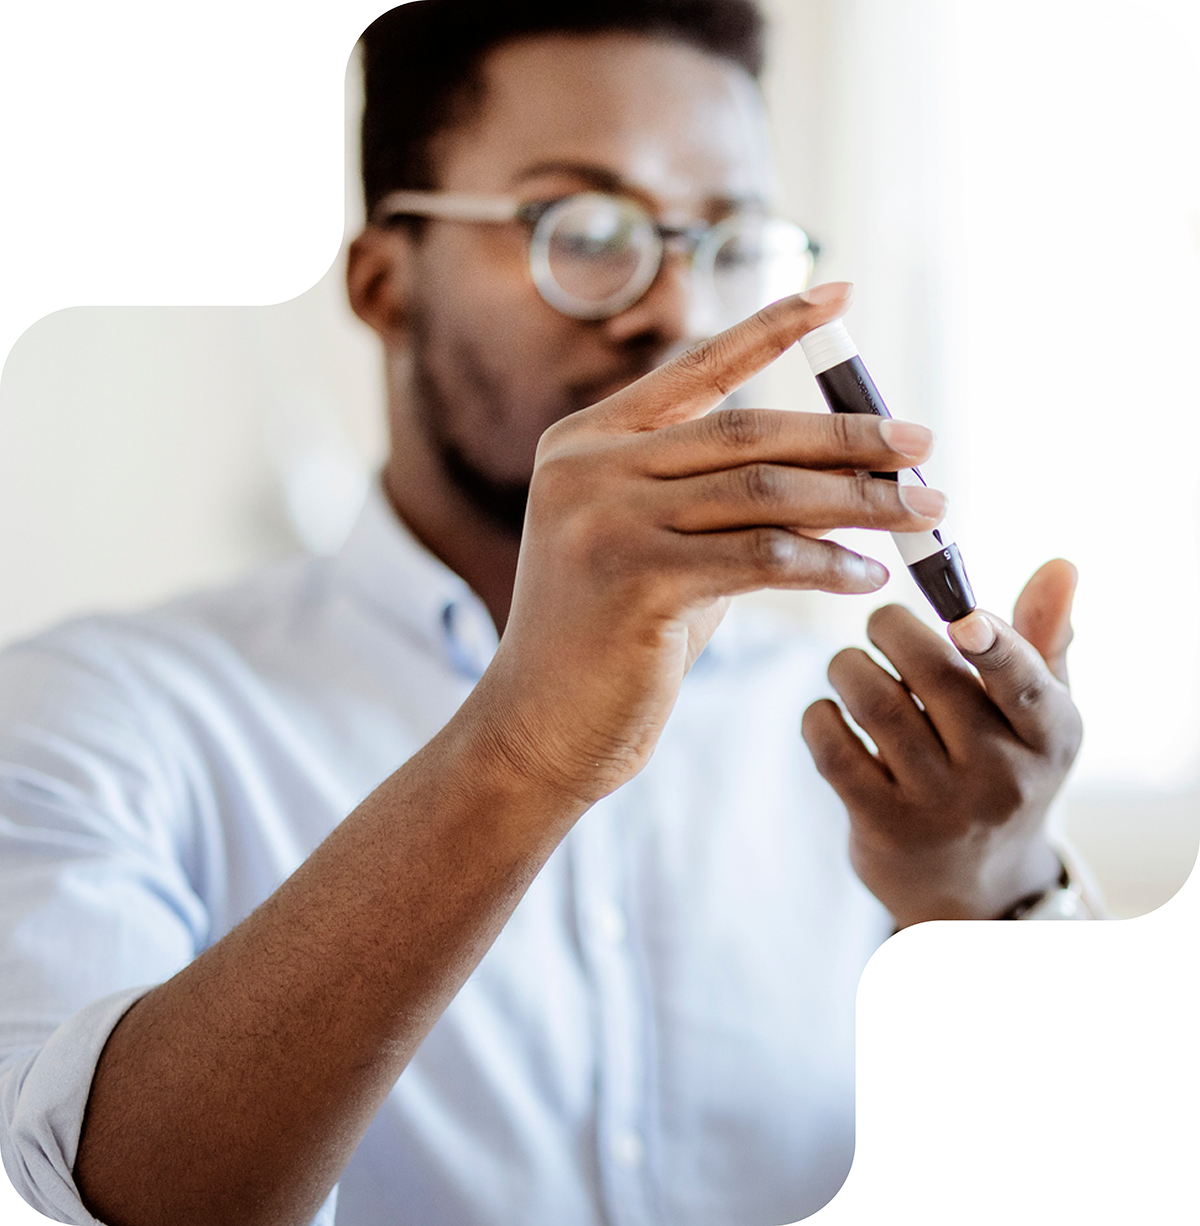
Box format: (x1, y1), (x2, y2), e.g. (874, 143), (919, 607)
(713, 234), (763, 270)
(543, 196), (649, 261)
(553, 215), (639, 259)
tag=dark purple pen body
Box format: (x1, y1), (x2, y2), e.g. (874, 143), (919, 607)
(799, 320), (976, 622)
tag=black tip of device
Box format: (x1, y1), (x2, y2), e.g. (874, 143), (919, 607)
(907, 544), (976, 623)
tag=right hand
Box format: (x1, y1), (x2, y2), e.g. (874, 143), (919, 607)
(470, 284), (947, 805)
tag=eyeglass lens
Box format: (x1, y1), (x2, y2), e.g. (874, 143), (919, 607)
(530, 194), (815, 321)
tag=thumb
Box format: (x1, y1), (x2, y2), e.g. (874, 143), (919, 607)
(1011, 558), (1078, 685)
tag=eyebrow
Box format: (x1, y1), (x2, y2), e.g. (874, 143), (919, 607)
(509, 159), (767, 214)
(511, 159), (628, 193)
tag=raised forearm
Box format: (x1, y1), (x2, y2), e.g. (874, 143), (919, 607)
(73, 287), (944, 1224)
(73, 701), (589, 1226)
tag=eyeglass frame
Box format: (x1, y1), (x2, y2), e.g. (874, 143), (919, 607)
(369, 189), (821, 321)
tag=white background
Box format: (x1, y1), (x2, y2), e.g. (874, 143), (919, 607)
(1, 1), (1198, 1223)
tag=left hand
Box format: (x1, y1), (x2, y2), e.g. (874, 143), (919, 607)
(801, 559), (1083, 926)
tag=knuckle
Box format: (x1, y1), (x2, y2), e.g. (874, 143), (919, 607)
(749, 304), (776, 334)
(534, 415), (587, 462)
(984, 758), (1034, 819)
(1011, 672), (1050, 713)
(739, 462), (782, 507)
(863, 691), (913, 735)
(850, 470), (882, 509)
(825, 410), (854, 453)
(553, 501), (602, 555)
(674, 336), (732, 397)
(709, 407), (761, 450)
(531, 450), (585, 502)
(676, 336), (717, 372)
(747, 527), (797, 573)
(536, 417), (569, 453)
(749, 306), (792, 360)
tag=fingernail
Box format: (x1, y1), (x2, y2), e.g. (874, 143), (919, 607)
(800, 281), (852, 305)
(858, 556), (889, 588)
(949, 611), (996, 654)
(897, 484), (947, 520)
(879, 419), (935, 459)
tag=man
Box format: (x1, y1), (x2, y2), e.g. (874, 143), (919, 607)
(0, 2), (1086, 1224)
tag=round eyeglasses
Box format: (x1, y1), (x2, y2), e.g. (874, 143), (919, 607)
(372, 190), (819, 324)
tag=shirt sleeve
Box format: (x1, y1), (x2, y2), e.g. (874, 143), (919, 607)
(0, 628), (208, 1223)
(1, 988), (150, 1224)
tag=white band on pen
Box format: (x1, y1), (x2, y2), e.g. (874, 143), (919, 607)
(798, 319), (858, 375)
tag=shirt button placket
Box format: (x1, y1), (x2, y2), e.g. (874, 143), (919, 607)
(576, 801), (659, 1226)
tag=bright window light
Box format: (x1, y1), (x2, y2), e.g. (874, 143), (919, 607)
(946, 1), (1200, 789)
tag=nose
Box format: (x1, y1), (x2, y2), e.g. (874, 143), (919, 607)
(600, 248), (722, 352)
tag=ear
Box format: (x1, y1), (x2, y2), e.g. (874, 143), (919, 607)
(346, 226), (412, 340)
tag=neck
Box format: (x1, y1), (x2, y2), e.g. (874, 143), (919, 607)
(381, 404), (523, 636)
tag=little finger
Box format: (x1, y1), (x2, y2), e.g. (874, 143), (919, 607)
(664, 529), (890, 600)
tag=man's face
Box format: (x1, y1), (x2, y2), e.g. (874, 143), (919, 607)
(392, 32), (774, 528)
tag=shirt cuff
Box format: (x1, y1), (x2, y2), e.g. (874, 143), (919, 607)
(1, 986), (341, 1226)
(1, 986), (150, 1225)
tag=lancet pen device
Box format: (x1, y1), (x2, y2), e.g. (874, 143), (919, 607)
(799, 319), (976, 622)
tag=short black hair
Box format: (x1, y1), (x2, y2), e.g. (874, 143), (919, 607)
(359, 0), (767, 216)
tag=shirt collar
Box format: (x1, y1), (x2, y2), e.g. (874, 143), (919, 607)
(334, 479), (499, 679)
(335, 477), (739, 679)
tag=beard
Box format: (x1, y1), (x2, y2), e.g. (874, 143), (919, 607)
(407, 304), (664, 538)
(408, 310), (538, 537)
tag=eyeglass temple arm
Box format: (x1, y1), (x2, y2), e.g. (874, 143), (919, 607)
(373, 189), (823, 261)
(371, 190), (522, 226)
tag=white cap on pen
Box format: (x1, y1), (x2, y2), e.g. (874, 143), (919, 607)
(799, 319), (858, 375)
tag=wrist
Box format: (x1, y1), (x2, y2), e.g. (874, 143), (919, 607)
(1001, 849), (1103, 920)
(464, 637), (674, 809)
(445, 682), (601, 834)
(860, 828), (1065, 929)
(985, 833), (1065, 921)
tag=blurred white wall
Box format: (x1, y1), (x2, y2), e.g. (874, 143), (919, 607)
(0, 1), (1196, 917)
(0, 281), (386, 640)
(0, 47), (385, 644)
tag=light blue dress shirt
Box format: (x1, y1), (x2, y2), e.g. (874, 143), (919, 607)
(0, 484), (891, 1226)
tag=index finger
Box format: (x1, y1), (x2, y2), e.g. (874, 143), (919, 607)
(590, 282), (853, 433)
(947, 611), (1082, 754)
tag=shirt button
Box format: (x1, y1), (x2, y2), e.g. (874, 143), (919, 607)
(594, 902), (627, 944)
(610, 1131), (645, 1168)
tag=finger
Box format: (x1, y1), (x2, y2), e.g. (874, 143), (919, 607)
(1012, 558), (1078, 685)
(825, 646), (950, 792)
(947, 611), (1082, 753)
(863, 603), (1006, 761)
(662, 465), (946, 535)
(801, 698), (895, 811)
(589, 283), (854, 432)
(634, 409), (935, 479)
(664, 529), (890, 599)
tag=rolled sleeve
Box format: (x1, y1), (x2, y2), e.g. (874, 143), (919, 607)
(0, 992), (340, 1226)
(0, 631), (207, 1222)
(1, 988), (150, 1225)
